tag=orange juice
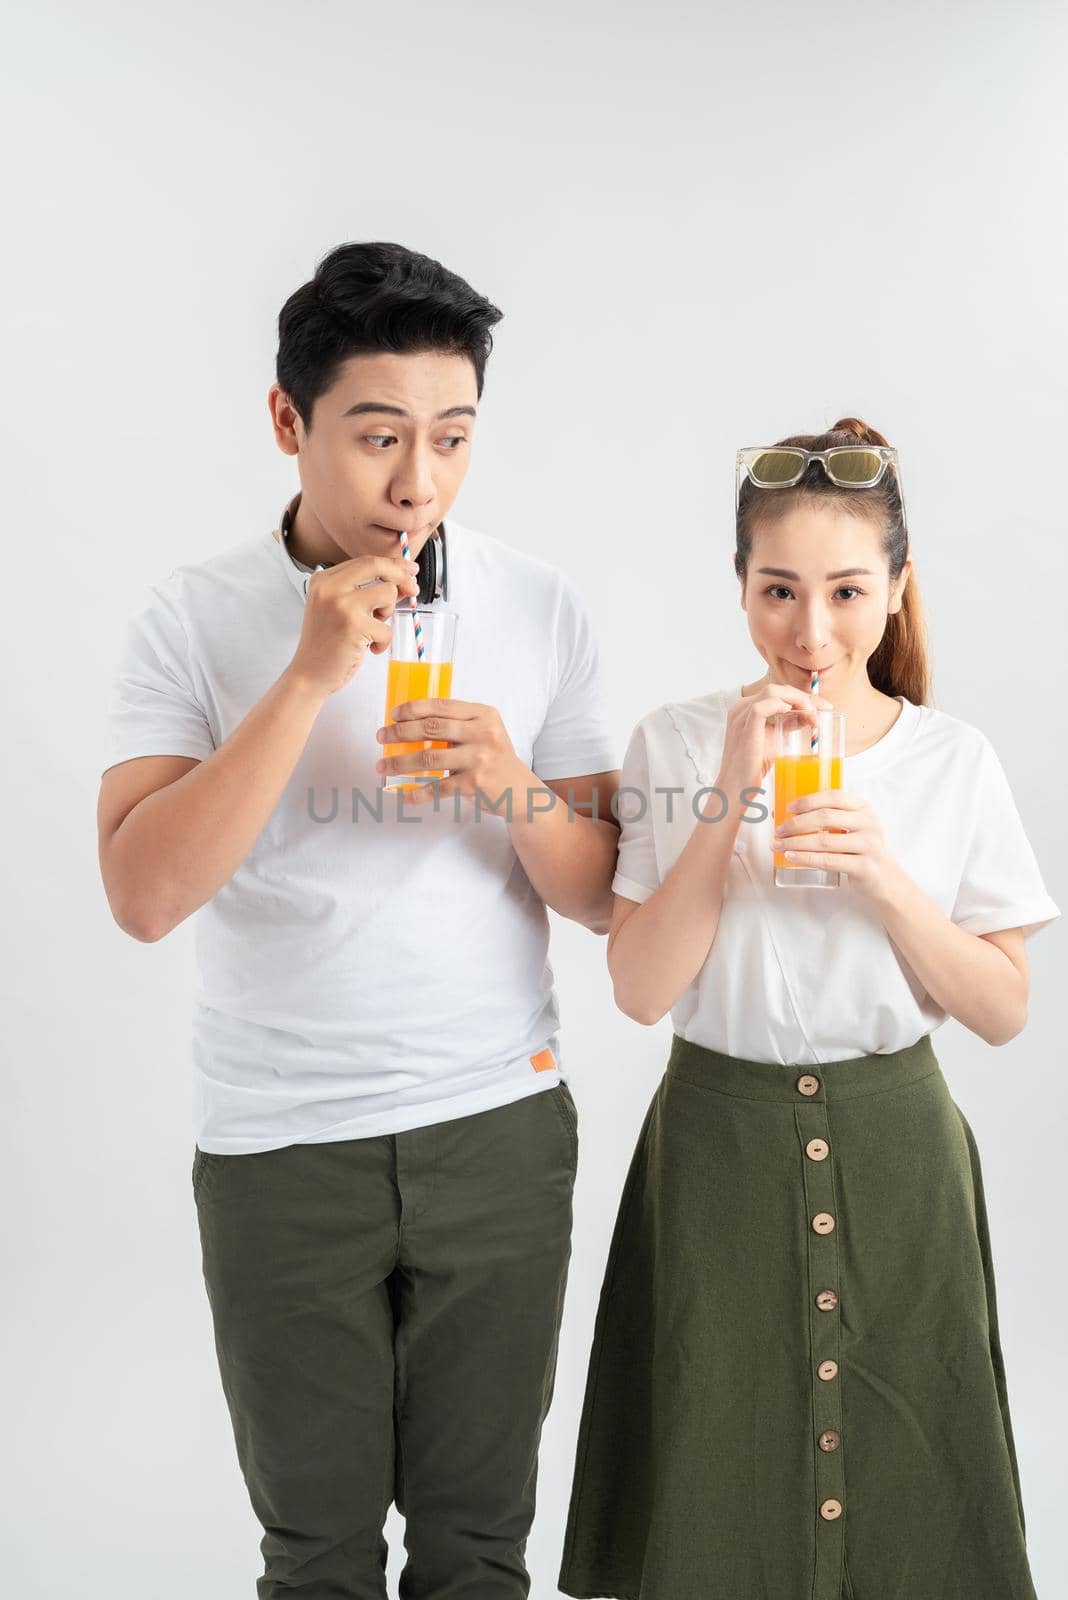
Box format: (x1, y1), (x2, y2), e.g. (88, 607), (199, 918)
(773, 753), (844, 872)
(383, 657), (454, 788)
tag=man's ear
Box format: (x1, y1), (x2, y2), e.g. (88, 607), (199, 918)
(268, 384), (302, 457)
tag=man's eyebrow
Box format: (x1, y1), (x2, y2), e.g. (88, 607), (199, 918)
(340, 402), (477, 420)
(756, 567), (875, 581)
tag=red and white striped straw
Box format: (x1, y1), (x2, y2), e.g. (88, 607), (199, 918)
(810, 669), (820, 751)
(397, 529), (424, 660)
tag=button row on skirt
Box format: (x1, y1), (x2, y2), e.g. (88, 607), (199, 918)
(796, 1071), (847, 1572)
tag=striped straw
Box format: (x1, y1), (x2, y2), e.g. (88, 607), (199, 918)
(397, 529), (424, 661)
(810, 669), (820, 752)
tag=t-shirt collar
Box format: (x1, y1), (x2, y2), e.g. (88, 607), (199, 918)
(732, 686), (921, 775)
(843, 695), (920, 774)
(271, 494), (326, 600)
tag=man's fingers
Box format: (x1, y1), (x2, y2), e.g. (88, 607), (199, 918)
(379, 745), (468, 776)
(379, 717), (462, 744)
(390, 698), (479, 721)
(401, 779), (463, 805)
(316, 553), (417, 581)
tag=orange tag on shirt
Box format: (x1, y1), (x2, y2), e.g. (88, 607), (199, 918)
(530, 1048), (557, 1073)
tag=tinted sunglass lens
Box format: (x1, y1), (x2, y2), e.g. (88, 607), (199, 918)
(827, 449), (883, 485)
(750, 449), (806, 485)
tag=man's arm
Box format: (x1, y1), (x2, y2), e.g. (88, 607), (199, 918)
(507, 769), (621, 935)
(375, 701), (620, 935)
(98, 667), (328, 942)
(101, 550), (423, 942)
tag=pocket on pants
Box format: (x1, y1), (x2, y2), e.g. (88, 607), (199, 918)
(546, 1082), (579, 1156)
(191, 1145), (215, 1203)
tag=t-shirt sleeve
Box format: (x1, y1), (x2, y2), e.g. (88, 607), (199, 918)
(951, 734), (1060, 941)
(530, 578), (618, 781)
(611, 718), (659, 905)
(103, 584), (216, 775)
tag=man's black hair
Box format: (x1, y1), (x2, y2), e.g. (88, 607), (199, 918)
(276, 241), (503, 432)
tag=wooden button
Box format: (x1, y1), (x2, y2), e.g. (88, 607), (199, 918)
(816, 1289), (839, 1312)
(818, 1430), (841, 1452)
(817, 1359), (839, 1381)
(796, 1074), (821, 1097)
(820, 1498), (843, 1521)
(805, 1138), (829, 1161)
(812, 1212), (836, 1235)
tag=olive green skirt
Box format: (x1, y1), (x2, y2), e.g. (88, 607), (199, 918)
(557, 1033), (1037, 1600)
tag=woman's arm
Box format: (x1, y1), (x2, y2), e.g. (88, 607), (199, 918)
(607, 782), (746, 1025)
(607, 684), (833, 1025)
(868, 870), (1029, 1045)
(775, 790), (1031, 1047)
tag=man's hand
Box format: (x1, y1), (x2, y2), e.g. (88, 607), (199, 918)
(287, 556), (420, 699)
(376, 698), (530, 807)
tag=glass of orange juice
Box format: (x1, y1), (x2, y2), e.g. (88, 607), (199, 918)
(772, 709), (846, 888)
(382, 607), (458, 791)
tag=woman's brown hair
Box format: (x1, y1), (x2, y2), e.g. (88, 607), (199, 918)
(734, 416), (931, 705)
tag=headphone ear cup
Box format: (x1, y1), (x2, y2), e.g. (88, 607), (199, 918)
(416, 539), (434, 604)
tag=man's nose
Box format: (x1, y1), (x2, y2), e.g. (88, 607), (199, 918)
(392, 443), (436, 510)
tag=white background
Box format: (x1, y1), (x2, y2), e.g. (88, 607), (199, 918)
(3, 1), (1066, 1594)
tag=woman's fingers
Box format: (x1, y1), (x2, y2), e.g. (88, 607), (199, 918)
(774, 832), (859, 851)
(753, 686), (833, 724)
(777, 798), (865, 830)
(767, 680), (833, 701)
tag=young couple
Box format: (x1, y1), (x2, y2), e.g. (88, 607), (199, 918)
(98, 241), (1058, 1599)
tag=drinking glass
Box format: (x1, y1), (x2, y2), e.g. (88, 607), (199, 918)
(772, 709), (846, 888)
(381, 608), (458, 791)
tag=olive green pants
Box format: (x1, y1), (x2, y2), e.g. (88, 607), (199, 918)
(192, 1082), (578, 1598)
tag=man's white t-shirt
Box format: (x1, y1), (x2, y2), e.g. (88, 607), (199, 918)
(104, 516), (617, 1152)
(613, 687), (1060, 1065)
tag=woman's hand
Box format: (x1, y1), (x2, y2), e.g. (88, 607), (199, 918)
(772, 789), (899, 899)
(717, 681), (834, 799)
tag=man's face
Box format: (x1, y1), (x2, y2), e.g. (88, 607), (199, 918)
(269, 349), (478, 562)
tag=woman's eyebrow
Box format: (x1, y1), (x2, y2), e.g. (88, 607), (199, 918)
(756, 567), (875, 580)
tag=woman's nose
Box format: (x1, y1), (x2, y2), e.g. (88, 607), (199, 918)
(795, 605), (831, 653)
(795, 635), (831, 657)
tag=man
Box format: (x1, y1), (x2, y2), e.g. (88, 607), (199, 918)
(97, 241), (620, 1598)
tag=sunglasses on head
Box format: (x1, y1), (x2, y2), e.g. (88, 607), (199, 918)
(736, 444), (900, 500)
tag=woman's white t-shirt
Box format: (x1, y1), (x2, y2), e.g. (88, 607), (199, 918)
(613, 687), (1060, 1065)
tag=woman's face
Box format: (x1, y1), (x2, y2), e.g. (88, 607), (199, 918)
(739, 502), (910, 694)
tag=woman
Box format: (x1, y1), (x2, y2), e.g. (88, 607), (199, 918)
(557, 418), (1059, 1600)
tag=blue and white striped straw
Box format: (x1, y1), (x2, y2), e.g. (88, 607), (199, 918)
(397, 529), (424, 660)
(810, 669), (820, 751)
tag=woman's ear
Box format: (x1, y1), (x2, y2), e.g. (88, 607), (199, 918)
(888, 557), (913, 615)
(736, 557), (748, 611)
